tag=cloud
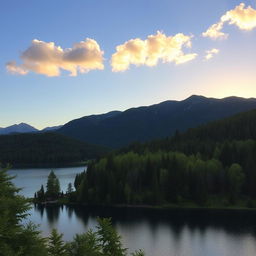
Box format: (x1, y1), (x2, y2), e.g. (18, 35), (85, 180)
(6, 61), (28, 75)
(6, 39), (104, 77)
(202, 3), (256, 39)
(111, 31), (197, 72)
(202, 22), (227, 39)
(204, 48), (219, 60)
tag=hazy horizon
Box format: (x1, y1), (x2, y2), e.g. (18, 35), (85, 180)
(1, 94), (256, 130)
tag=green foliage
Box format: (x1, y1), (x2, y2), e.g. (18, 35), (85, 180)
(66, 230), (101, 256)
(0, 132), (108, 166)
(74, 151), (234, 206)
(47, 229), (67, 256)
(227, 163), (245, 200)
(80, 109), (256, 207)
(46, 171), (61, 200)
(0, 166), (47, 256)
(131, 250), (145, 256)
(73, 109), (256, 206)
(96, 218), (127, 256)
(67, 218), (143, 256)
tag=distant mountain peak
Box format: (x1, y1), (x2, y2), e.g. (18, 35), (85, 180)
(0, 123), (38, 135)
(184, 95), (207, 101)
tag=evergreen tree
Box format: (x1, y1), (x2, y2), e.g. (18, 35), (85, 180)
(46, 171), (60, 200)
(97, 218), (127, 256)
(0, 166), (47, 256)
(47, 229), (67, 256)
(227, 163), (245, 201)
(35, 185), (45, 201)
(66, 183), (73, 194)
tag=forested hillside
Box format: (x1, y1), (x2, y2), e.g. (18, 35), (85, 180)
(72, 109), (256, 207)
(0, 132), (107, 166)
(58, 95), (256, 148)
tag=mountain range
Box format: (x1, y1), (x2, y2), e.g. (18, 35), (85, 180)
(2, 95), (256, 149)
(2, 94), (256, 166)
(58, 95), (256, 148)
(0, 123), (62, 135)
(0, 123), (38, 135)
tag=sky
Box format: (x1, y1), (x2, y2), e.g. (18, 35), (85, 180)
(1, 0), (256, 129)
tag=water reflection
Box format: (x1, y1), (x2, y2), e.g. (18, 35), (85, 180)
(32, 205), (256, 256)
(11, 165), (256, 256)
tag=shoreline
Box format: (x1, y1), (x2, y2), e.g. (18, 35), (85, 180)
(32, 201), (256, 213)
(9, 161), (89, 169)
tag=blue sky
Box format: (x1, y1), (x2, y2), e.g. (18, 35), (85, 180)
(1, 0), (256, 129)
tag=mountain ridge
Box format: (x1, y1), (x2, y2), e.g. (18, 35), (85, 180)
(58, 95), (256, 148)
(0, 123), (38, 135)
(0, 123), (63, 135)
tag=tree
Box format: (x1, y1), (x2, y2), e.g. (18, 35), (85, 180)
(48, 229), (67, 256)
(66, 183), (73, 194)
(67, 218), (144, 256)
(66, 230), (101, 256)
(0, 166), (47, 256)
(227, 163), (245, 201)
(35, 185), (45, 201)
(46, 171), (60, 200)
(97, 218), (127, 256)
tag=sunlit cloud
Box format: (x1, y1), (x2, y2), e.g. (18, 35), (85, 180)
(6, 61), (28, 75)
(202, 3), (256, 39)
(202, 22), (228, 40)
(204, 48), (219, 60)
(6, 39), (104, 77)
(111, 31), (197, 72)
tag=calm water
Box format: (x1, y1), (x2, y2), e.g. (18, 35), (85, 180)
(8, 166), (86, 197)
(9, 167), (256, 256)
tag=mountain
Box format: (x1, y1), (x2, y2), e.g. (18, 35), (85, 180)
(41, 125), (63, 132)
(0, 123), (64, 135)
(58, 95), (256, 148)
(0, 123), (38, 135)
(0, 132), (107, 166)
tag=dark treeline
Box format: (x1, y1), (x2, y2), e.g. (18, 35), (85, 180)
(0, 132), (107, 166)
(72, 109), (256, 207)
(120, 108), (256, 155)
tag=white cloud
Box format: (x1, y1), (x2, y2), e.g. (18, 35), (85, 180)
(6, 61), (28, 75)
(6, 39), (104, 77)
(203, 3), (256, 39)
(111, 31), (197, 72)
(202, 22), (228, 39)
(204, 48), (220, 60)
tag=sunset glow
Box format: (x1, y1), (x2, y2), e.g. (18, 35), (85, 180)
(1, 0), (256, 129)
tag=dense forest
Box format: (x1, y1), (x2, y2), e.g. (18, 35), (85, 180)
(0, 166), (144, 256)
(0, 132), (107, 166)
(71, 109), (256, 207)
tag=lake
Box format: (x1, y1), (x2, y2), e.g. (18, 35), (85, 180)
(9, 166), (256, 256)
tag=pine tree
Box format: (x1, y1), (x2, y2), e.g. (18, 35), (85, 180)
(46, 171), (60, 200)
(47, 229), (67, 256)
(66, 182), (73, 194)
(0, 166), (47, 256)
